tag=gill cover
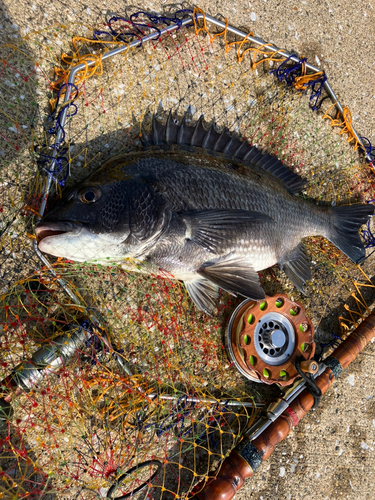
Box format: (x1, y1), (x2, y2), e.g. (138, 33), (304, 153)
(39, 174), (171, 259)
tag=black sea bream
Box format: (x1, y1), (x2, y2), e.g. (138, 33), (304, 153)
(35, 114), (374, 314)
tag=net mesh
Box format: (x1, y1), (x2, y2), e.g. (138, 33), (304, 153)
(0, 9), (375, 499)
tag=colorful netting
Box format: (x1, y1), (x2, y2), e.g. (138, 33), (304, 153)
(1, 8), (375, 499)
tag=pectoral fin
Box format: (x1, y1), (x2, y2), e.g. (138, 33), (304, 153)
(185, 278), (220, 315)
(280, 243), (311, 292)
(198, 255), (265, 300)
(180, 209), (274, 253)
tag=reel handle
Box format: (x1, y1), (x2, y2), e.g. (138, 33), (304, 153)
(299, 359), (319, 374)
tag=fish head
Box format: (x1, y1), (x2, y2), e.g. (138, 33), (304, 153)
(35, 173), (170, 263)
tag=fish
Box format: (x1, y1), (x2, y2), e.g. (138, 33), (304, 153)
(35, 113), (374, 314)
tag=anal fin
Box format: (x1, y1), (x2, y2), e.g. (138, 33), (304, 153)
(185, 278), (220, 315)
(280, 243), (311, 292)
(198, 256), (265, 300)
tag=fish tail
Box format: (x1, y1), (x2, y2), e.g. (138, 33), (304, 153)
(327, 204), (374, 264)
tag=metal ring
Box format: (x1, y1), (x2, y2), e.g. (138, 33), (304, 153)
(226, 299), (262, 383)
(107, 460), (162, 499)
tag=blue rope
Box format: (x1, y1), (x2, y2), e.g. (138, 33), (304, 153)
(94, 10), (193, 45)
(306, 73), (328, 111)
(80, 319), (124, 365)
(140, 394), (229, 448)
(271, 55), (307, 85)
(359, 199), (375, 261)
(107, 16), (145, 43)
(37, 83), (79, 187)
(37, 152), (69, 186)
(360, 136), (375, 162)
(129, 9), (193, 29)
(362, 203), (375, 241)
(317, 332), (341, 362)
(270, 55), (328, 111)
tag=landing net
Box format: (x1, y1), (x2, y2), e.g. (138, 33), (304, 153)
(0, 8), (374, 499)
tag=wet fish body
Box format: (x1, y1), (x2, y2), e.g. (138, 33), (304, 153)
(36, 115), (374, 313)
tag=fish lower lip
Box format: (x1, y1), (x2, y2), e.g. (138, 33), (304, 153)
(35, 221), (83, 241)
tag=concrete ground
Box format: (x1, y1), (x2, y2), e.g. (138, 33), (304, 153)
(0, 0), (374, 499)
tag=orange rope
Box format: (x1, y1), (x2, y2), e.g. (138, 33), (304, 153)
(193, 7), (230, 45)
(193, 7), (286, 68)
(50, 35), (129, 107)
(338, 269), (375, 337)
(293, 68), (326, 90)
(322, 103), (362, 150)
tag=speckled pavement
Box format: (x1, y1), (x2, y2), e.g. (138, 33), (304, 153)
(0, 1), (374, 499)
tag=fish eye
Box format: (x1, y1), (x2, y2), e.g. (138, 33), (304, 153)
(79, 187), (102, 204)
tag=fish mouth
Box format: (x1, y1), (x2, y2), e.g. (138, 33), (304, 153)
(35, 221), (83, 241)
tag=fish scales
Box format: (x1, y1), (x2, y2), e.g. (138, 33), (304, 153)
(35, 114), (374, 314)
(107, 154), (325, 265)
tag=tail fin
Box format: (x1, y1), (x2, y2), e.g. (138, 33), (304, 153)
(328, 204), (374, 264)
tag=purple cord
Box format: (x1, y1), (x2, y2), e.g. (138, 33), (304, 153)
(37, 83), (78, 187)
(270, 55), (328, 111)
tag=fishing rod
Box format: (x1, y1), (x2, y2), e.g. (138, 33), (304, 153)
(190, 309), (375, 499)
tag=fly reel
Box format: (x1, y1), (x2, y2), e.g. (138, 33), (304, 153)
(227, 295), (316, 386)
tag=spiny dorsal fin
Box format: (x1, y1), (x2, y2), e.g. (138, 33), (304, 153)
(191, 115), (206, 147)
(152, 114), (165, 145)
(165, 112), (178, 145)
(143, 112), (306, 194)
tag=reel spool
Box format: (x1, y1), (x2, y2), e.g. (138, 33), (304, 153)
(227, 295), (316, 386)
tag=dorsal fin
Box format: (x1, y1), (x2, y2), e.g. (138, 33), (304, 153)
(141, 112), (306, 194)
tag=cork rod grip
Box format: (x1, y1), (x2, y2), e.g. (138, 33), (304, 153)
(191, 450), (254, 500)
(191, 311), (375, 500)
